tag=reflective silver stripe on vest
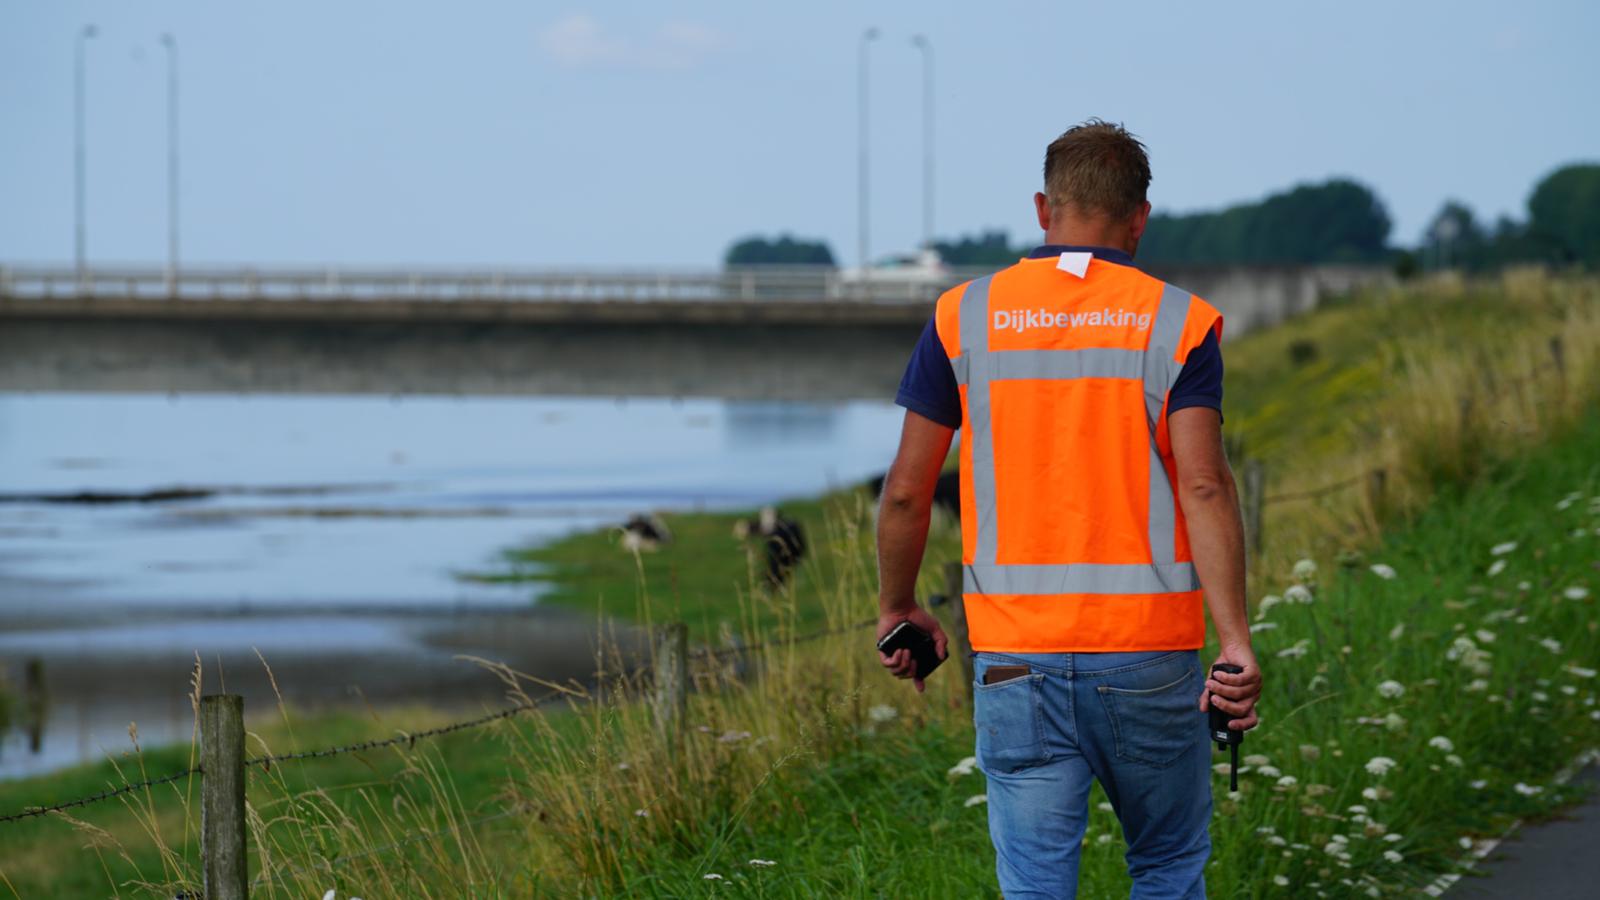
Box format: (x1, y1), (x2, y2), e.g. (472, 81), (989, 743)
(956, 276), (1197, 594)
(952, 347), (1143, 385)
(958, 276), (997, 565)
(1141, 284), (1193, 565)
(964, 561), (1200, 596)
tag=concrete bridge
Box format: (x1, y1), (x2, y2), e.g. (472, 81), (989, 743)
(0, 263), (1389, 400)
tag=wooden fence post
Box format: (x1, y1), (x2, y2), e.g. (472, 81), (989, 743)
(943, 561), (975, 706)
(651, 623), (688, 746)
(1366, 468), (1388, 520)
(200, 694), (247, 900)
(23, 657), (45, 754)
(1242, 459), (1265, 559)
(1550, 335), (1567, 389)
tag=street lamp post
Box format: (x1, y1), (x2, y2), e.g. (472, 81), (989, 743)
(160, 33), (179, 292)
(911, 35), (934, 250)
(857, 27), (880, 280)
(74, 24), (98, 281)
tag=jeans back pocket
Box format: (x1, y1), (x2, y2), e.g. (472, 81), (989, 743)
(974, 673), (1050, 774)
(1096, 666), (1200, 768)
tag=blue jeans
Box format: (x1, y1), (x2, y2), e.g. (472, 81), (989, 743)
(973, 649), (1211, 899)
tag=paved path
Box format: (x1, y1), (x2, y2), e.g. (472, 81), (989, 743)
(1448, 763), (1600, 898)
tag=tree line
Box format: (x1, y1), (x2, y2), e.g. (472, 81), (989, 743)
(724, 163), (1600, 272)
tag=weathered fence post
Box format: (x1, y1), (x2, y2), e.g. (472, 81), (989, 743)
(651, 623), (688, 746)
(1365, 468), (1388, 521)
(23, 657), (45, 754)
(943, 561), (975, 706)
(1242, 459), (1265, 559)
(200, 694), (247, 900)
(1550, 335), (1566, 388)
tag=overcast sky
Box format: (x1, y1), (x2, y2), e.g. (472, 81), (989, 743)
(3, 1), (1596, 268)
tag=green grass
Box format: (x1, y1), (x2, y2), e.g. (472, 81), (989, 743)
(597, 405), (1600, 897)
(466, 491), (893, 644)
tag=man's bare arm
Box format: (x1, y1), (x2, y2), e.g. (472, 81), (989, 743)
(1169, 406), (1261, 730)
(875, 410), (954, 692)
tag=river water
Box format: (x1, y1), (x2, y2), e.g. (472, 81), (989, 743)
(0, 392), (904, 779)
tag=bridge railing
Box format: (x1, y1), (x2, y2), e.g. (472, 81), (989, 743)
(0, 264), (993, 305)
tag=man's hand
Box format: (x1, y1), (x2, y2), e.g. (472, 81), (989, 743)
(1198, 643), (1261, 731)
(876, 606), (948, 694)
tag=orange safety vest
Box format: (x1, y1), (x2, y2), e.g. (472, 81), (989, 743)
(933, 252), (1223, 652)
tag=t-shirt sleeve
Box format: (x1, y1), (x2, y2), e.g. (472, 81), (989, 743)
(894, 317), (962, 429)
(1167, 331), (1224, 420)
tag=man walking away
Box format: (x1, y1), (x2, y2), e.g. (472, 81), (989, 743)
(874, 120), (1262, 899)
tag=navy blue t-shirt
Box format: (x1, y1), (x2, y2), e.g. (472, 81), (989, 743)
(894, 245), (1223, 429)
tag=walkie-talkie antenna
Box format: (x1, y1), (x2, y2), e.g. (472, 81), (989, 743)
(1229, 743), (1239, 793)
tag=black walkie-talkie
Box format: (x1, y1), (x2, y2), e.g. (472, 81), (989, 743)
(1208, 663), (1245, 792)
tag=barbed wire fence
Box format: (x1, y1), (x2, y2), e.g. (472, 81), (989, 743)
(0, 615), (879, 894)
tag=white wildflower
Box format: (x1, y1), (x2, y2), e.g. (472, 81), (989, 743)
(1561, 685), (1578, 696)
(1308, 674), (1330, 692)
(1250, 621), (1279, 634)
(1257, 594), (1284, 618)
(1277, 775), (1298, 788)
(748, 859), (776, 867)
(867, 704), (898, 723)
(1213, 763), (1233, 775)
(1299, 744), (1321, 761)
(1563, 586), (1590, 600)
(1388, 622), (1406, 641)
(704, 873), (724, 881)
(1475, 629), (1497, 644)
(1285, 584), (1315, 604)
(948, 756), (978, 777)
(1257, 765), (1282, 779)
(1518, 580), (1532, 591)
(1532, 690), (1549, 702)
(1268, 834), (1288, 846)
(1293, 558), (1319, 581)
(1384, 833), (1403, 842)
(324, 892), (337, 900)
(1347, 804), (1370, 815)
(1459, 837), (1474, 849)
(1491, 541), (1518, 556)
(1446, 754), (1464, 767)
(1428, 736), (1455, 752)
(718, 730), (753, 743)
(635, 808), (650, 817)
(965, 794), (988, 807)
(1513, 782), (1544, 796)
(1244, 754), (1272, 766)
(1274, 875), (1291, 887)
(1383, 712), (1408, 731)
(616, 762), (631, 771)
(1361, 786), (1380, 802)
(1277, 639), (1311, 659)
(1566, 664), (1597, 679)
(1539, 637), (1563, 654)
(1466, 678), (1489, 692)
(1098, 801), (1114, 812)
(1556, 492), (1579, 510)
(1487, 559), (1507, 577)
(1370, 563), (1397, 580)
(1469, 779), (1488, 790)
(1365, 756), (1398, 777)
(1096, 832), (1114, 844)
(1384, 850), (1404, 863)
(1377, 680), (1405, 699)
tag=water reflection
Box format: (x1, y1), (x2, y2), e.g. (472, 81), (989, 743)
(0, 392), (901, 778)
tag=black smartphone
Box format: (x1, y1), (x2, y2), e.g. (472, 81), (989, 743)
(876, 620), (945, 680)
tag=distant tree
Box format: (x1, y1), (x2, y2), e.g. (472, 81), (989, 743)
(1140, 178), (1392, 265)
(724, 234), (836, 266)
(1528, 163), (1600, 268)
(1423, 200), (1487, 270)
(932, 230), (1027, 266)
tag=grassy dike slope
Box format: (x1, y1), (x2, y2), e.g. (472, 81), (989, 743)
(609, 405), (1600, 897)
